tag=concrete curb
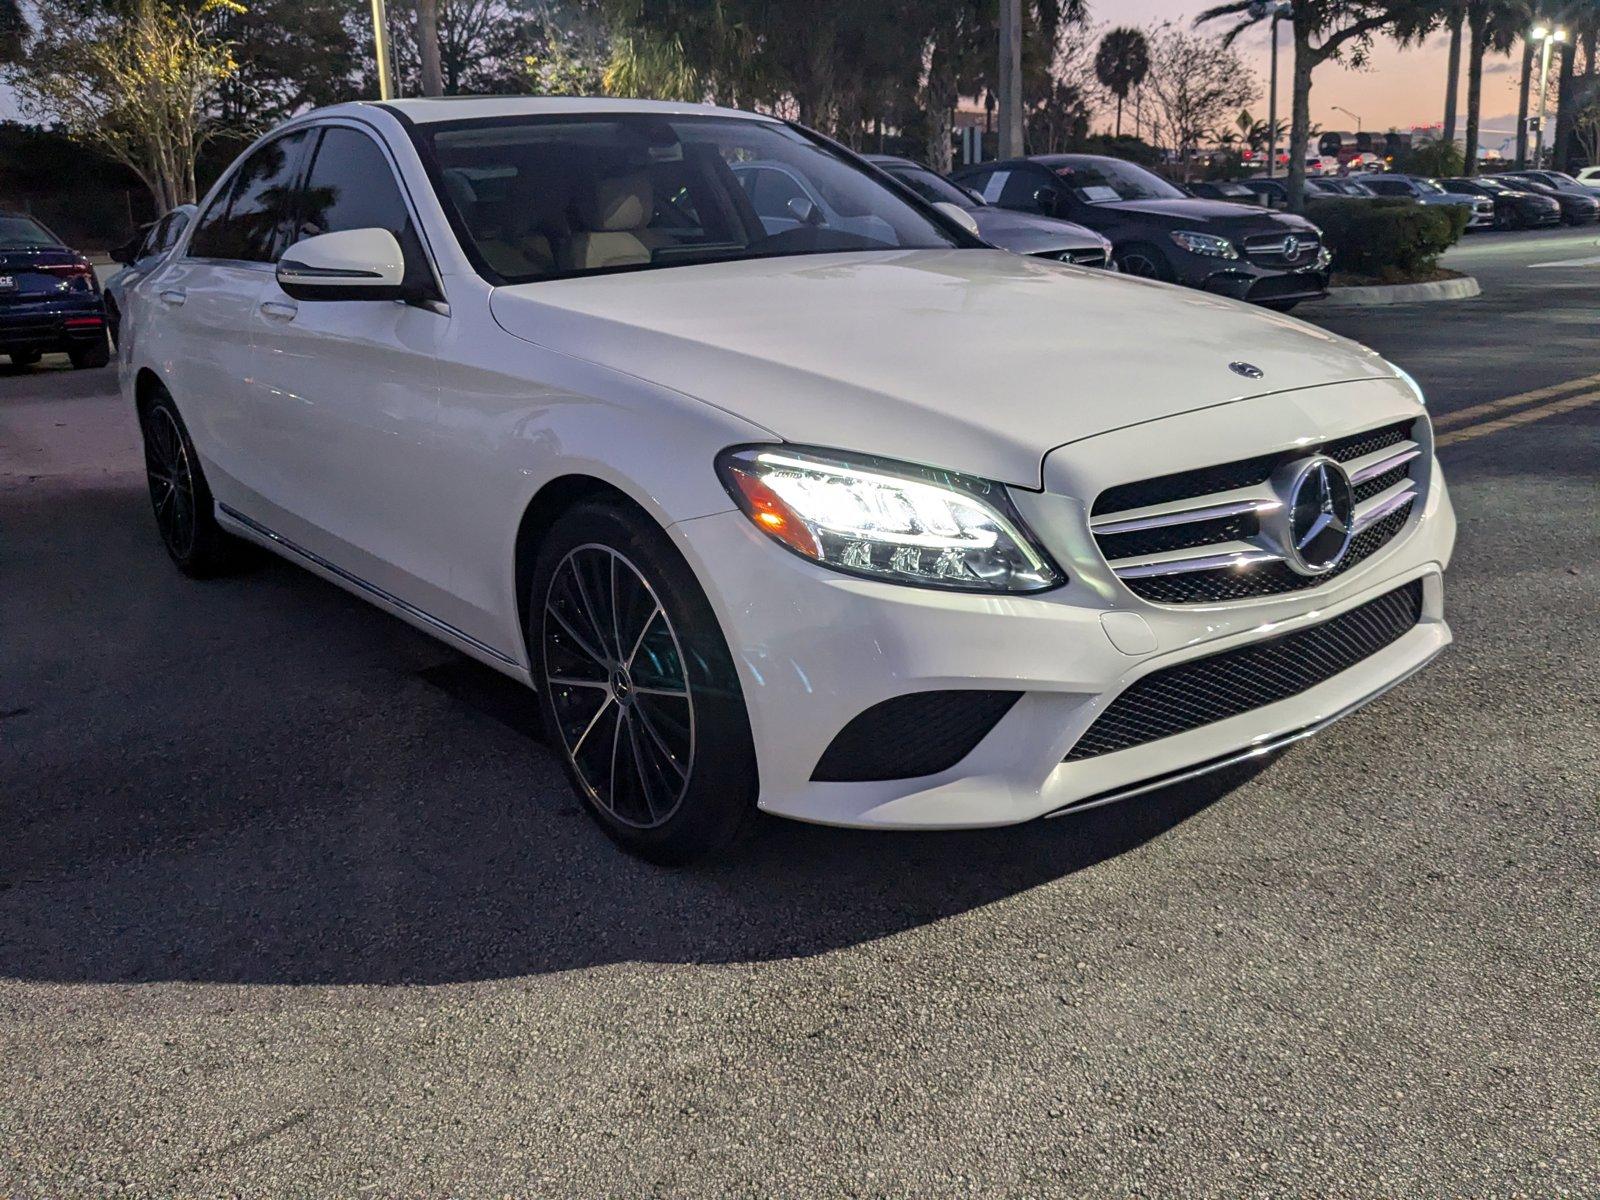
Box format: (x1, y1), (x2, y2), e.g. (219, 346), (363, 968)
(1315, 275), (1482, 307)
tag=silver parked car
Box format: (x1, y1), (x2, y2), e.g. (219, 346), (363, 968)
(1348, 174), (1493, 228)
(103, 205), (196, 346)
(865, 155), (1115, 268)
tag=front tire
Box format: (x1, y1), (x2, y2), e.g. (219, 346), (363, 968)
(529, 500), (757, 865)
(139, 386), (241, 576)
(1114, 241), (1176, 282)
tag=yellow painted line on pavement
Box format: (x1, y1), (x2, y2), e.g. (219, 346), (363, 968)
(1434, 388), (1600, 446)
(1430, 370), (1600, 430)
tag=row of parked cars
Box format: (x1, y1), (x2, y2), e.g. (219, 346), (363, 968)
(6, 144), (1595, 373)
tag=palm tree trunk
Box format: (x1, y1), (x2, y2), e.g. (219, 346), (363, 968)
(1287, 23), (1314, 214)
(1115, 95), (1123, 137)
(418, 0), (443, 96)
(925, 43), (957, 173)
(1463, 17), (1485, 177)
(1553, 35), (1577, 170)
(1515, 39), (1534, 168)
(1442, 8), (1463, 146)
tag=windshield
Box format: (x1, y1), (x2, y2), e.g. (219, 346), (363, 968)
(0, 216), (61, 248)
(1207, 183), (1255, 197)
(413, 114), (963, 284)
(1414, 179), (1446, 194)
(885, 164), (979, 209)
(1049, 159), (1185, 204)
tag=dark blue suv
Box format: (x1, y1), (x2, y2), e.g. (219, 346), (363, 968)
(0, 211), (111, 369)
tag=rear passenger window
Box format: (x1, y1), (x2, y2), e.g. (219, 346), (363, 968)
(189, 131), (308, 262)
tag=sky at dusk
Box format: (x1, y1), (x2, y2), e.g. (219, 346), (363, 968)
(1118, 0), (1532, 149)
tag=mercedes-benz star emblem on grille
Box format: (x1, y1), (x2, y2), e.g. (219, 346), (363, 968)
(1282, 234), (1301, 258)
(1229, 361), (1264, 379)
(1271, 455), (1356, 575)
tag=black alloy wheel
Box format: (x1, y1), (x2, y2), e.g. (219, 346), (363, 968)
(530, 501), (757, 865)
(138, 388), (239, 576)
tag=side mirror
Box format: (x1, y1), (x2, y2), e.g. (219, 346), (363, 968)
(786, 196), (824, 226)
(932, 201), (981, 236)
(276, 228), (407, 302)
(112, 233), (144, 266)
(1032, 186), (1060, 214)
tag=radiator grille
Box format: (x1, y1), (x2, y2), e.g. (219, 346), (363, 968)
(1065, 579), (1424, 762)
(1090, 418), (1423, 605)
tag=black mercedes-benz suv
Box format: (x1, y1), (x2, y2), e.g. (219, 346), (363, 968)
(952, 154), (1330, 310)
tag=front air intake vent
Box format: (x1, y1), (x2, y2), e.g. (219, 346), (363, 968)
(812, 690), (1022, 782)
(1065, 579), (1424, 762)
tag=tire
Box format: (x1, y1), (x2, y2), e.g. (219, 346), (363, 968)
(7, 350), (41, 368)
(1113, 241), (1176, 282)
(68, 335), (111, 369)
(528, 500), (758, 865)
(106, 298), (122, 349)
(138, 385), (241, 577)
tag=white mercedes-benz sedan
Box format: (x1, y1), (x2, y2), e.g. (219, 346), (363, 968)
(120, 97), (1455, 863)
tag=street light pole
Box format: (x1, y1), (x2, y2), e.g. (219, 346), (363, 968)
(1250, 2), (1294, 180)
(1532, 26), (1567, 170)
(370, 0), (395, 101)
(1333, 105), (1362, 133)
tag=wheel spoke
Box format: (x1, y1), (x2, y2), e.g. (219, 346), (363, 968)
(569, 555), (615, 661)
(625, 605), (661, 669)
(607, 703), (625, 812)
(547, 602), (609, 669)
(569, 695), (615, 761)
(624, 713), (662, 820)
(632, 699), (688, 779)
(548, 676), (608, 690)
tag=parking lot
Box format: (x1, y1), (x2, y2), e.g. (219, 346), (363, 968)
(2, 225), (1596, 1195)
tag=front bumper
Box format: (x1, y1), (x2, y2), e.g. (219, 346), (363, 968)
(668, 382), (1454, 830)
(1194, 263), (1329, 306)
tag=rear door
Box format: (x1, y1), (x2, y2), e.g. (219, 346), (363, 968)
(146, 130), (310, 510)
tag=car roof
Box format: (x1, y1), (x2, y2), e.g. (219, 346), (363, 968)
(333, 96), (773, 125)
(863, 155), (925, 169)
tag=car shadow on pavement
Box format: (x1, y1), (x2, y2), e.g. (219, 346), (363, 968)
(1, 482), (1261, 987)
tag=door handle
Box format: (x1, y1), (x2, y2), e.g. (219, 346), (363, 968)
(158, 289), (187, 307)
(259, 299), (299, 321)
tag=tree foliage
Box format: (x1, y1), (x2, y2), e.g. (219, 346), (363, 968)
(1094, 26), (1149, 137)
(4, 0), (244, 208)
(1141, 21), (1258, 178)
(1200, 1), (1440, 210)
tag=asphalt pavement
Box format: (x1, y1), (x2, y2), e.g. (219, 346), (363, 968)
(2, 227), (1596, 1197)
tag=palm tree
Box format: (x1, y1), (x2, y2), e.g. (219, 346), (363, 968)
(1442, 0), (1466, 145)
(1095, 26), (1150, 137)
(1463, 0), (1532, 175)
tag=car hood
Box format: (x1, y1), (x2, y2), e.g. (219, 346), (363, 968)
(969, 207), (1106, 253)
(1095, 197), (1316, 231)
(489, 248), (1396, 487)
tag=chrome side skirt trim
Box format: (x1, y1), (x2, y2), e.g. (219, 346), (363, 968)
(217, 503), (520, 668)
(1043, 645), (1445, 821)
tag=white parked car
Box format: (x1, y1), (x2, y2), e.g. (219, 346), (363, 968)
(1576, 165), (1600, 190)
(121, 98), (1456, 863)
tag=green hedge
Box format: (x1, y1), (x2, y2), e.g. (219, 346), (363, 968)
(1305, 197), (1469, 281)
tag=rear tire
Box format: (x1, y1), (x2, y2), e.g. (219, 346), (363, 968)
(7, 350), (41, 368)
(529, 500), (757, 865)
(138, 385), (242, 577)
(106, 299), (122, 349)
(1114, 241), (1176, 282)
(68, 335), (111, 369)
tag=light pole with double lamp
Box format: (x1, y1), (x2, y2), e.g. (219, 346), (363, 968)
(1531, 25), (1568, 170)
(1249, 1), (1295, 179)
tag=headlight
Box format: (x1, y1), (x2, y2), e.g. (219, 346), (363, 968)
(716, 445), (1064, 593)
(1388, 362), (1427, 407)
(1168, 230), (1239, 259)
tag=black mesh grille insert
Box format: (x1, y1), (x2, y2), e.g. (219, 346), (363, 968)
(1122, 500), (1414, 605)
(812, 690), (1022, 782)
(1065, 579), (1423, 762)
